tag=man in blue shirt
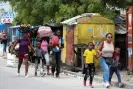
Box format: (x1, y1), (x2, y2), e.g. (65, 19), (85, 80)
(51, 30), (64, 78)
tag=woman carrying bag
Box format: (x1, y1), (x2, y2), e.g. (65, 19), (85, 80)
(97, 33), (114, 88)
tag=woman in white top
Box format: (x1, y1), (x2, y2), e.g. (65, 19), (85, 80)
(98, 33), (114, 88)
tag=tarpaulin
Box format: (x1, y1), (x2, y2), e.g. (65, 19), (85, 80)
(0, 23), (5, 31)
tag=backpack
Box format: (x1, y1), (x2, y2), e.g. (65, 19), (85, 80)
(50, 35), (59, 46)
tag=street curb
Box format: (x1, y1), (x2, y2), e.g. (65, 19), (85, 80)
(62, 69), (133, 89)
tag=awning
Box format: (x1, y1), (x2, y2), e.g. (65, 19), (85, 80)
(61, 13), (114, 25)
(115, 24), (127, 34)
(114, 15), (127, 34)
(9, 25), (20, 29)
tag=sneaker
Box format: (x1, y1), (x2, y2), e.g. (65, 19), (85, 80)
(89, 84), (94, 88)
(104, 82), (110, 88)
(25, 75), (29, 78)
(119, 83), (124, 88)
(17, 73), (20, 76)
(83, 81), (86, 86)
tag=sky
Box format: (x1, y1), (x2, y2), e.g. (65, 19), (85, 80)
(0, 2), (14, 23)
(0, 2), (12, 13)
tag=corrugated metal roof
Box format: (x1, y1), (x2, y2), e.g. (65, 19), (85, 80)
(78, 16), (114, 24)
(9, 25), (20, 29)
(61, 15), (81, 25)
(114, 15), (127, 34)
(61, 13), (113, 25)
(115, 24), (127, 34)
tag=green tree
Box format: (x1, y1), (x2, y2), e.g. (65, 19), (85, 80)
(0, 0), (132, 25)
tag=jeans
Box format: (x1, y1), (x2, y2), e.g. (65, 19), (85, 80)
(3, 43), (7, 53)
(32, 39), (36, 47)
(100, 57), (110, 82)
(109, 67), (121, 83)
(51, 52), (61, 76)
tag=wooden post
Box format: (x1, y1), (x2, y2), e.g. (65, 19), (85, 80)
(127, 6), (133, 74)
(81, 47), (84, 70)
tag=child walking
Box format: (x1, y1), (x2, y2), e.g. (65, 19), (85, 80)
(83, 42), (100, 88)
(34, 41), (44, 76)
(109, 48), (124, 88)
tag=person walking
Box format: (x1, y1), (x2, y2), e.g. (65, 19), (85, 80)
(83, 42), (100, 88)
(11, 33), (33, 77)
(50, 30), (63, 78)
(34, 41), (44, 76)
(97, 33), (114, 88)
(41, 37), (50, 75)
(109, 48), (124, 88)
(9, 37), (18, 54)
(1, 32), (8, 56)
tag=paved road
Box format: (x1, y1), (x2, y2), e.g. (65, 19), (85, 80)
(0, 58), (127, 89)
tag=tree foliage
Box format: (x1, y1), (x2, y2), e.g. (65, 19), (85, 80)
(0, 0), (132, 25)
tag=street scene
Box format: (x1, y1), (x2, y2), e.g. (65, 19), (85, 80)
(0, 0), (133, 89)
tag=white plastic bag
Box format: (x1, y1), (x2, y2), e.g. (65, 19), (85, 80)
(6, 60), (16, 68)
(7, 53), (16, 60)
(6, 53), (17, 68)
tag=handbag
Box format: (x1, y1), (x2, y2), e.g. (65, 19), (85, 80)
(103, 57), (113, 65)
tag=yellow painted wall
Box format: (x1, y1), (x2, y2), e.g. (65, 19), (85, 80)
(77, 23), (115, 67)
(77, 24), (115, 44)
(74, 25), (78, 44)
(62, 25), (67, 63)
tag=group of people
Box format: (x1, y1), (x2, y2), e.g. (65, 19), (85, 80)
(10, 30), (63, 78)
(83, 33), (124, 88)
(8, 31), (124, 88)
